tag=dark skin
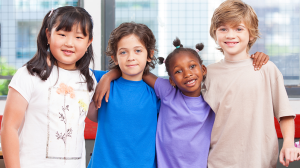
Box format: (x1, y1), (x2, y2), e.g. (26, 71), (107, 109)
(92, 52), (269, 109)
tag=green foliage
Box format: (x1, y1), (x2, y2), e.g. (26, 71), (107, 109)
(0, 58), (17, 96)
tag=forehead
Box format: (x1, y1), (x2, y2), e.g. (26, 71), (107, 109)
(218, 20), (247, 28)
(170, 51), (200, 66)
(117, 34), (145, 49)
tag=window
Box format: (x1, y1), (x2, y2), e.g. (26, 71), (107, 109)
(103, 0), (300, 97)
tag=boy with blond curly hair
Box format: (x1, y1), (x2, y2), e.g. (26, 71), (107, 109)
(203, 0), (300, 167)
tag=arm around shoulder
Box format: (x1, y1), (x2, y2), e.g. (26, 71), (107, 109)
(142, 72), (158, 88)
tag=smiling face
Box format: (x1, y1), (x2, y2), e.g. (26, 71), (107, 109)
(46, 24), (92, 70)
(216, 21), (254, 61)
(169, 51), (206, 97)
(112, 34), (151, 81)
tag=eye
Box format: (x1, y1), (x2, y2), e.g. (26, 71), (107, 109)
(120, 51), (126, 55)
(76, 36), (83, 39)
(237, 28), (243, 31)
(136, 49), (142, 53)
(59, 34), (65, 37)
(219, 28), (226, 31)
(175, 70), (182, 74)
(190, 64), (196, 69)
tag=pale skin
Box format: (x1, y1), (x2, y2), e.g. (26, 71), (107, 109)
(1, 24), (92, 167)
(216, 22), (300, 166)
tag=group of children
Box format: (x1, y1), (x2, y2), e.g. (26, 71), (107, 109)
(1, 0), (300, 168)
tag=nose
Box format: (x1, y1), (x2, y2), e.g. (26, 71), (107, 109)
(64, 37), (74, 47)
(127, 52), (135, 61)
(226, 29), (235, 39)
(184, 69), (192, 78)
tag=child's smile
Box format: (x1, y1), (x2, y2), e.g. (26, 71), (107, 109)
(216, 21), (254, 61)
(169, 52), (206, 97)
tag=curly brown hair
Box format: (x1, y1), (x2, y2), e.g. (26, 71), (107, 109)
(106, 22), (157, 74)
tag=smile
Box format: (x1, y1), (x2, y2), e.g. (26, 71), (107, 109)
(127, 64), (138, 68)
(185, 79), (196, 87)
(62, 50), (74, 55)
(225, 42), (239, 47)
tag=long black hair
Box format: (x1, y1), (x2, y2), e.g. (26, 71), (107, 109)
(26, 6), (94, 91)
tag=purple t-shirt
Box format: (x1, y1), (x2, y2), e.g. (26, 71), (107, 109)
(154, 78), (215, 168)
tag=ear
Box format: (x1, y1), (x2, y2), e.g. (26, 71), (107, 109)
(169, 77), (176, 88)
(201, 64), (207, 76)
(147, 50), (154, 62)
(86, 37), (93, 50)
(46, 28), (51, 44)
(111, 56), (118, 65)
(249, 36), (254, 41)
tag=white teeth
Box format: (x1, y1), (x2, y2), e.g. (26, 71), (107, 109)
(187, 80), (195, 84)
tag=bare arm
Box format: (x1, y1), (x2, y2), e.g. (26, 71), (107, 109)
(250, 52), (269, 71)
(1, 87), (28, 168)
(87, 101), (98, 123)
(142, 72), (158, 89)
(92, 69), (122, 108)
(279, 116), (300, 167)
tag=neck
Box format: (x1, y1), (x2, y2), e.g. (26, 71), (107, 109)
(121, 72), (143, 81)
(224, 49), (250, 61)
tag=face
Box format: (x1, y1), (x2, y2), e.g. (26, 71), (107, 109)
(216, 21), (254, 61)
(169, 52), (206, 97)
(46, 24), (93, 70)
(112, 34), (151, 81)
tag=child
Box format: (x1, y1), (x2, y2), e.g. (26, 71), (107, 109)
(204, 0), (300, 167)
(87, 22), (160, 168)
(144, 38), (215, 168)
(1, 6), (96, 168)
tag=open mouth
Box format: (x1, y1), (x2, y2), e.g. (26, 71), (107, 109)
(185, 79), (196, 87)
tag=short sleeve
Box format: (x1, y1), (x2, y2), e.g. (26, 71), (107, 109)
(269, 65), (295, 120)
(154, 77), (173, 99)
(89, 69), (98, 102)
(92, 70), (109, 83)
(9, 66), (35, 103)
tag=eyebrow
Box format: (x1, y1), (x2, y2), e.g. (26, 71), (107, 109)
(173, 60), (196, 70)
(118, 46), (144, 51)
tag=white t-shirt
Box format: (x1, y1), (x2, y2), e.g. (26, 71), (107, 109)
(9, 66), (96, 168)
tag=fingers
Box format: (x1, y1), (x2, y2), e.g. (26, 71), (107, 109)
(285, 149), (291, 167)
(105, 90), (110, 102)
(280, 151), (286, 167)
(254, 52), (263, 71)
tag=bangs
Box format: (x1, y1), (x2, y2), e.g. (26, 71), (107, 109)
(55, 12), (90, 36)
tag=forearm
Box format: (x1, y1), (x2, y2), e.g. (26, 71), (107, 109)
(1, 127), (20, 168)
(87, 101), (98, 123)
(280, 116), (295, 146)
(105, 68), (122, 81)
(142, 72), (158, 88)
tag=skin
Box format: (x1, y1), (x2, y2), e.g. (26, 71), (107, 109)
(168, 52), (206, 97)
(1, 23), (92, 168)
(215, 22), (300, 167)
(111, 34), (152, 81)
(46, 24), (93, 70)
(87, 34), (153, 121)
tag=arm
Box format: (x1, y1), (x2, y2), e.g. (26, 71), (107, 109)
(87, 101), (98, 123)
(279, 116), (300, 167)
(142, 72), (158, 89)
(1, 88), (28, 168)
(250, 52), (269, 71)
(93, 69), (122, 108)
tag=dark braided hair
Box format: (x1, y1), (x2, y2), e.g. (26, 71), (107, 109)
(158, 37), (205, 80)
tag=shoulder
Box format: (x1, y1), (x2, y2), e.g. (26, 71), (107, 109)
(260, 61), (281, 76)
(91, 70), (108, 82)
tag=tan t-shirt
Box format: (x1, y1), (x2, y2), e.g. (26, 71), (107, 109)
(203, 58), (295, 168)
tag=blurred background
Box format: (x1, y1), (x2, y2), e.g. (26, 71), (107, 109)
(0, 0), (300, 168)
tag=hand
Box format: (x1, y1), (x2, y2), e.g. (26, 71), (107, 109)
(92, 74), (111, 109)
(250, 52), (269, 71)
(280, 145), (300, 167)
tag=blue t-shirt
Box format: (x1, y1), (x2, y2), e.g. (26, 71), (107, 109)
(88, 70), (160, 168)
